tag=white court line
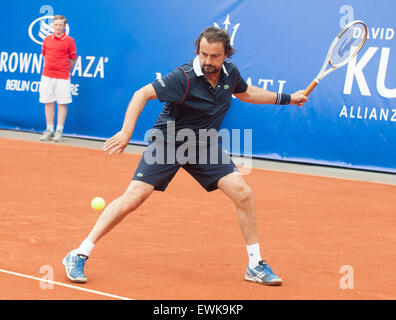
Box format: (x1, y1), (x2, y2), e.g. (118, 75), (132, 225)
(0, 268), (133, 300)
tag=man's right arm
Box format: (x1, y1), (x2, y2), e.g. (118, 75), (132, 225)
(103, 84), (157, 154)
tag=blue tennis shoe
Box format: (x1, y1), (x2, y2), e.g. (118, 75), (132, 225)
(62, 250), (88, 283)
(245, 260), (283, 286)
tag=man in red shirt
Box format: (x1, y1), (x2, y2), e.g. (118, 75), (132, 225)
(39, 15), (77, 142)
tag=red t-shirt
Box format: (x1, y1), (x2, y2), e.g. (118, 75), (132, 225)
(42, 33), (77, 79)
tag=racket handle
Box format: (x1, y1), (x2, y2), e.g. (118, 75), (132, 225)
(304, 80), (318, 96)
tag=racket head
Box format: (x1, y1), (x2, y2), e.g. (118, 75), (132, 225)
(329, 20), (368, 68)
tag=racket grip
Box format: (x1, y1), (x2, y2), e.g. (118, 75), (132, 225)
(304, 80), (318, 96)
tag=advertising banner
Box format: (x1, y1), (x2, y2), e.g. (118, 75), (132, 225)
(0, 0), (395, 173)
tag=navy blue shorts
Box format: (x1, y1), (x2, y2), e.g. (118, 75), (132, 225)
(132, 140), (238, 192)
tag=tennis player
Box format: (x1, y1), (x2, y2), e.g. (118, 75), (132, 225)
(63, 27), (307, 285)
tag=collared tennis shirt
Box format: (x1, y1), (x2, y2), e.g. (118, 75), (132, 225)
(151, 56), (248, 137)
(42, 33), (77, 79)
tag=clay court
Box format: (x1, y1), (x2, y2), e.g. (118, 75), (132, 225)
(0, 131), (395, 300)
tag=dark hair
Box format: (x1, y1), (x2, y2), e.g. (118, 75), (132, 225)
(194, 26), (236, 58)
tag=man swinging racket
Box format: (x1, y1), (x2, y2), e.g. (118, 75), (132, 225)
(63, 26), (308, 286)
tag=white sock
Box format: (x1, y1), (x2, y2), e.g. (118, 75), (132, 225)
(47, 124), (54, 132)
(76, 239), (95, 257)
(56, 125), (64, 133)
(247, 243), (262, 269)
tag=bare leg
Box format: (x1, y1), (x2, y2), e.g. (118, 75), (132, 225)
(87, 180), (154, 244)
(56, 104), (68, 128)
(44, 102), (55, 127)
(218, 173), (283, 285)
(218, 172), (258, 245)
(64, 180), (154, 283)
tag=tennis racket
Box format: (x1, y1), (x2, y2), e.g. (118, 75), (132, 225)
(304, 20), (368, 96)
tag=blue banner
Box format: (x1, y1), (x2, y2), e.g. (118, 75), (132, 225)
(0, 0), (395, 173)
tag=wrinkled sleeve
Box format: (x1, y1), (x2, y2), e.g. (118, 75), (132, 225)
(232, 68), (248, 94)
(41, 38), (46, 56)
(69, 39), (77, 59)
(151, 68), (189, 104)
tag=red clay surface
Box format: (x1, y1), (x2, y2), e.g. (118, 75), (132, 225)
(1, 137), (395, 300)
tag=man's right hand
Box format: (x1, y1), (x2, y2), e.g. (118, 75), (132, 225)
(103, 130), (131, 154)
(103, 84), (157, 155)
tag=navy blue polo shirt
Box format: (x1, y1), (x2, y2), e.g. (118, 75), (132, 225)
(151, 56), (248, 139)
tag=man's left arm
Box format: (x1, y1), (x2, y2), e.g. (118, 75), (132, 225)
(234, 85), (308, 107)
(69, 38), (77, 71)
(69, 59), (76, 71)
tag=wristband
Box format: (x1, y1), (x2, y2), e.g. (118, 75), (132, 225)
(122, 128), (131, 135)
(275, 92), (291, 105)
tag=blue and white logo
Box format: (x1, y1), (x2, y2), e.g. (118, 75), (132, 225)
(214, 14), (240, 46)
(28, 15), (70, 45)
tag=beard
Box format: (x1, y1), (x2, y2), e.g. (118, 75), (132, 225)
(202, 64), (220, 74)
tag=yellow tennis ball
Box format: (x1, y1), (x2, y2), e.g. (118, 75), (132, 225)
(91, 197), (105, 211)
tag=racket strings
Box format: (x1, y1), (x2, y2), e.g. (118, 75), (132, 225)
(330, 22), (366, 67)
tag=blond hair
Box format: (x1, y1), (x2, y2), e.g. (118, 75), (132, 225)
(53, 15), (67, 26)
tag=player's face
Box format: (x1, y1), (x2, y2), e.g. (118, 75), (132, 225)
(198, 37), (227, 75)
(53, 19), (66, 36)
